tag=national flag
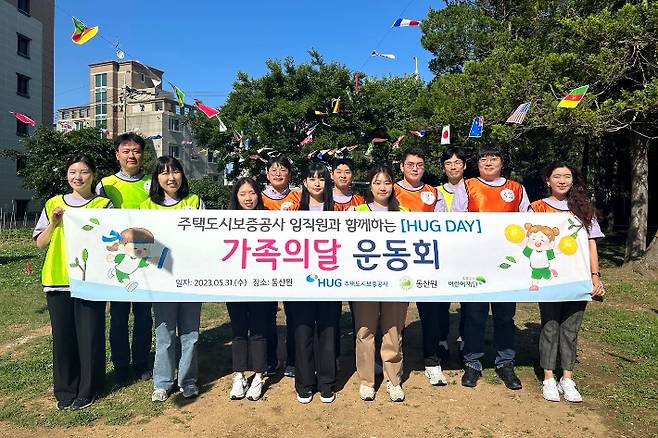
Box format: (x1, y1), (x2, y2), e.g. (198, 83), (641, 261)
(169, 82), (185, 107)
(332, 98), (341, 114)
(441, 125), (450, 145)
(307, 150), (318, 160)
(371, 137), (387, 143)
(346, 145), (359, 152)
(314, 110), (327, 116)
(195, 100), (220, 118)
(218, 117), (227, 132)
(558, 85), (589, 108)
(392, 135), (405, 150)
(300, 135), (313, 145)
(506, 102), (531, 124)
(306, 123), (318, 136)
(71, 17), (98, 45)
(371, 51), (396, 60)
(410, 130), (426, 137)
(468, 116), (484, 138)
(13, 112), (35, 126)
(392, 18), (421, 27)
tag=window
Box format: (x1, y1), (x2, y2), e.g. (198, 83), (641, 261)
(94, 74), (107, 117)
(168, 117), (180, 132)
(17, 34), (30, 58)
(95, 118), (107, 129)
(207, 151), (217, 163)
(139, 73), (145, 82)
(168, 145), (180, 158)
(17, 73), (30, 97)
(17, 0), (29, 15)
(155, 101), (163, 111)
(74, 121), (84, 130)
(94, 73), (107, 88)
(61, 111), (69, 119)
(210, 175), (220, 182)
(14, 199), (29, 218)
(16, 119), (28, 136)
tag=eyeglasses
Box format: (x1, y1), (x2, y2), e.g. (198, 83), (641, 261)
(478, 156), (501, 164)
(404, 162), (425, 169)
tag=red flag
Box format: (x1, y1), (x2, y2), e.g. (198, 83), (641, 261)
(354, 73), (359, 95)
(14, 112), (36, 126)
(300, 135), (314, 145)
(194, 100), (220, 118)
(25, 261), (31, 274)
(371, 137), (387, 143)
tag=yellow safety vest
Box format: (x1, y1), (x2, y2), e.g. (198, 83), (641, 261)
(100, 174), (151, 209)
(140, 194), (201, 210)
(41, 195), (111, 288)
(437, 185), (454, 212)
(355, 204), (409, 212)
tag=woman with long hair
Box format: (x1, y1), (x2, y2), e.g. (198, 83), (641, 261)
(226, 177), (270, 401)
(353, 166), (409, 402)
(530, 161), (605, 403)
(141, 156), (205, 402)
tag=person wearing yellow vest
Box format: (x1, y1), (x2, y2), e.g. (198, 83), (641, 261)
(353, 166), (409, 403)
(96, 132), (153, 383)
(393, 148), (450, 389)
(436, 146), (468, 371)
(140, 156), (205, 403)
(452, 144), (530, 391)
(33, 155), (112, 411)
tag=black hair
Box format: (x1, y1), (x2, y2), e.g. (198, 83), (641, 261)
(331, 157), (355, 172)
(441, 146), (467, 165)
(114, 132), (145, 151)
(148, 155), (189, 205)
(543, 162), (595, 230)
(299, 162), (334, 211)
(66, 154), (97, 174)
(364, 165), (401, 211)
(401, 147), (426, 163)
(229, 177), (265, 210)
(266, 155), (292, 172)
(477, 143), (504, 162)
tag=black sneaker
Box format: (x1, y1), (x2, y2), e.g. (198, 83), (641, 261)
(263, 363), (278, 377)
(320, 391), (336, 403)
(56, 399), (75, 410)
(138, 369), (153, 381)
(461, 367), (482, 387)
(495, 364), (522, 390)
(70, 396), (95, 411)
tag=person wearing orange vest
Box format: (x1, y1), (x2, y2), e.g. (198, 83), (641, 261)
(261, 156), (298, 379)
(331, 158), (365, 211)
(96, 132), (153, 383)
(452, 144), (529, 390)
(393, 148), (449, 387)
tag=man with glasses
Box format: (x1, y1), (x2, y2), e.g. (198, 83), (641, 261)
(394, 148), (449, 387)
(451, 144), (530, 390)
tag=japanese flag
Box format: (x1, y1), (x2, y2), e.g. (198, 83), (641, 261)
(441, 125), (450, 145)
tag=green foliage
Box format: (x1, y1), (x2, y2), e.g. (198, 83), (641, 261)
(1, 127), (117, 201)
(189, 177), (231, 209)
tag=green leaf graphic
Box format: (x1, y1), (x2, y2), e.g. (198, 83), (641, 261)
(82, 225), (93, 231)
(82, 249), (89, 262)
(90, 218), (100, 225)
(498, 263), (511, 269)
(571, 232), (578, 239)
(69, 263), (77, 268)
(506, 256), (517, 263)
(476, 275), (486, 283)
(568, 218), (574, 225)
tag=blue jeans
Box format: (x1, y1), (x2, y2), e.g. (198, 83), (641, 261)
(153, 302), (202, 390)
(462, 302), (516, 371)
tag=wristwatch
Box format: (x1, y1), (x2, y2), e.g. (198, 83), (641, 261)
(591, 272), (602, 278)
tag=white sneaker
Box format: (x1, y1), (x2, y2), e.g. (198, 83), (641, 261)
(359, 384), (375, 401)
(151, 388), (169, 402)
(425, 365), (448, 386)
(386, 381), (405, 402)
(246, 376), (263, 401)
(296, 392), (313, 404)
(558, 378), (583, 403)
(229, 374), (247, 400)
(542, 378), (560, 402)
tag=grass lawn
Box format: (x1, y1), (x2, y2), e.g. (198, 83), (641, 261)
(0, 230), (656, 435)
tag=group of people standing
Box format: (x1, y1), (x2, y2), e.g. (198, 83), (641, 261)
(34, 132), (605, 411)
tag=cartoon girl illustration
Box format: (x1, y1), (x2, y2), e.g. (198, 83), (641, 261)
(522, 223), (560, 291)
(105, 227), (159, 292)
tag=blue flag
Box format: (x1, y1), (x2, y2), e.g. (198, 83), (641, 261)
(468, 116), (484, 138)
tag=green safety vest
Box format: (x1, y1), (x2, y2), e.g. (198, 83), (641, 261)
(41, 195), (111, 288)
(100, 174), (151, 209)
(437, 185), (454, 212)
(140, 194), (200, 210)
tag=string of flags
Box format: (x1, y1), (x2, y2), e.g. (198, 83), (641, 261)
(371, 51), (396, 60)
(392, 18), (421, 27)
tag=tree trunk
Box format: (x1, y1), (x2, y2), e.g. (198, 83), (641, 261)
(624, 135), (649, 262)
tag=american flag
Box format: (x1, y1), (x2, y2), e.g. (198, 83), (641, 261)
(506, 102), (531, 124)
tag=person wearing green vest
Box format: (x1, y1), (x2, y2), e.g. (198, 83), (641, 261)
(141, 156), (205, 403)
(33, 155), (112, 411)
(97, 132), (153, 383)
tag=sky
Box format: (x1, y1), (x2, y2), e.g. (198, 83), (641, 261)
(54, 0), (441, 115)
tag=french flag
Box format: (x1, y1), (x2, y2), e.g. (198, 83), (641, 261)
(392, 18), (421, 27)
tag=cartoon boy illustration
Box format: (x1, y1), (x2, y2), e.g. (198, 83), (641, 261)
(522, 223), (560, 291)
(106, 227), (160, 292)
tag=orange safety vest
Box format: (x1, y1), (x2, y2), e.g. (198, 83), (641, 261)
(465, 178), (524, 212)
(333, 193), (365, 211)
(393, 183), (439, 212)
(529, 199), (566, 213)
(262, 190), (300, 211)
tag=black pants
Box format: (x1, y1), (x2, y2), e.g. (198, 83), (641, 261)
(109, 301), (152, 372)
(47, 291), (106, 402)
(417, 302), (451, 366)
(462, 302), (516, 370)
(226, 302), (270, 373)
(335, 302), (343, 359)
(266, 302), (296, 368)
(290, 301), (341, 395)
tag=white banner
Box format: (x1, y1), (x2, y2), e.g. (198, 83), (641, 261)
(62, 209), (593, 302)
